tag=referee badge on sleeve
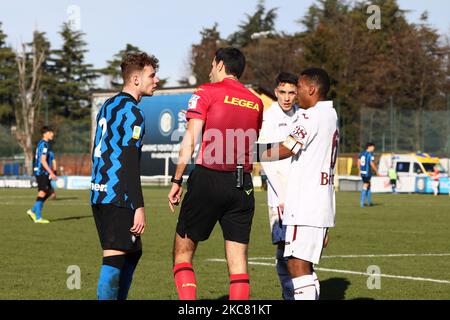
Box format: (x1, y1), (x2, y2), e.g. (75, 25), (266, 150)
(132, 126), (142, 140)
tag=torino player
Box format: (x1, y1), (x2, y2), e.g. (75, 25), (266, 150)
(258, 72), (300, 300)
(260, 68), (338, 300)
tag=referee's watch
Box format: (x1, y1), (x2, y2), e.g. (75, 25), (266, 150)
(171, 176), (183, 186)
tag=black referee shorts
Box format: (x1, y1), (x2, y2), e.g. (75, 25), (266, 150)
(176, 165), (255, 244)
(92, 204), (142, 252)
(36, 174), (52, 192)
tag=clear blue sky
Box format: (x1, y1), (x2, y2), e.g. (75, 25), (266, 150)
(1, 0), (449, 86)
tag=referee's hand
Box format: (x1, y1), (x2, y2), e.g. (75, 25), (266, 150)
(168, 184), (183, 213)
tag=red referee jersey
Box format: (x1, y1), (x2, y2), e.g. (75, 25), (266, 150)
(186, 78), (263, 173)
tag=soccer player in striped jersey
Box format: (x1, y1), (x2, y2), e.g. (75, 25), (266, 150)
(90, 52), (159, 300)
(358, 143), (378, 207)
(27, 126), (56, 224)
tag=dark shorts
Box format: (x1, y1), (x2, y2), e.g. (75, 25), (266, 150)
(36, 174), (52, 192)
(390, 179), (397, 186)
(92, 204), (142, 252)
(176, 165), (255, 244)
(361, 176), (372, 184)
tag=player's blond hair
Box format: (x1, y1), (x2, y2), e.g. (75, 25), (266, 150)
(121, 52), (159, 83)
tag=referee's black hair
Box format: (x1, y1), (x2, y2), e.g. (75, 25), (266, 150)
(275, 72), (298, 87)
(41, 126), (53, 135)
(300, 68), (330, 99)
(215, 47), (246, 79)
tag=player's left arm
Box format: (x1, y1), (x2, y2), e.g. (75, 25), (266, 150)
(40, 145), (57, 180)
(259, 143), (295, 162)
(370, 157), (379, 176)
(122, 107), (146, 234)
(260, 118), (317, 162)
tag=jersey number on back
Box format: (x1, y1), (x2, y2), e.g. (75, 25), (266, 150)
(360, 156), (366, 166)
(330, 130), (339, 170)
(94, 118), (107, 158)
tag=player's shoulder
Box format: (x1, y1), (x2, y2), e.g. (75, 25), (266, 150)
(194, 83), (217, 94)
(245, 88), (263, 105)
(263, 102), (279, 117)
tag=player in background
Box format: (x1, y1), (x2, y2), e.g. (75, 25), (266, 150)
(90, 52), (159, 300)
(431, 165), (440, 196)
(27, 126), (57, 224)
(258, 72), (300, 300)
(358, 143), (378, 207)
(388, 165), (399, 194)
(259, 68), (338, 300)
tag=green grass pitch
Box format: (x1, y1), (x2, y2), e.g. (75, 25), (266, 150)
(0, 187), (449, 300)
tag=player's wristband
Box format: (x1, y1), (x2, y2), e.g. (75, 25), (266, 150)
(171, 176), (183, 186)
(283, 135), (302, 155)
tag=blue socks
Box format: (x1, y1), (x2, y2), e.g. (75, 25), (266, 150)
(32, 197), (45, 219)
(97, 264), (121, 300)
(367, 190), (372, 205)
(361, 189), (372, 207)
(97, 251), (142, 300)
(118, 251), (142, 300)
(360, 190), (366, 207)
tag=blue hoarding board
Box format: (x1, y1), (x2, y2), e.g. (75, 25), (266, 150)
(415, 176), (450, 194)
(137, 92), (193, 176)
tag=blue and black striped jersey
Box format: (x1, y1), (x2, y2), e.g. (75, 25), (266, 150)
(359, 150), (374, 177)
(90, 92), (146, 209)
(33, 140), (51, 176)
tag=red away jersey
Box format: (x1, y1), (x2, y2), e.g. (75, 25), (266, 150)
(186, 78), (264, 173)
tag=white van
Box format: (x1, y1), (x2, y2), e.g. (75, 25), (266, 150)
(378, 153), (447, 177)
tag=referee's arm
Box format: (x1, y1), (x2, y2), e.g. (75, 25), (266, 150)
(168, 118), (204, 212)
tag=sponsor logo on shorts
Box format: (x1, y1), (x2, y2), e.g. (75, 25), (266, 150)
(244, 188), (253, 195)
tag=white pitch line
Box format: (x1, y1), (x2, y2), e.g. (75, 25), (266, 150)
(206, 259), (450, 285)
(246, 253), (450, 260)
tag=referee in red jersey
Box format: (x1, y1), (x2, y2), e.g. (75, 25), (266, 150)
(168, 47), (263, 300)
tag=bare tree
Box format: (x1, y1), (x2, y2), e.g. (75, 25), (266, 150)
(13, 39), (46, 175)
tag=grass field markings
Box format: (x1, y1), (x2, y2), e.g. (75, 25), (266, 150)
(245, 253), (450, 260)
(206, 259), (450, 284)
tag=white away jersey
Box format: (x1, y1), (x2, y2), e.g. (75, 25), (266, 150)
(283, 101), (339, 227)
(258, 102), (301, 207)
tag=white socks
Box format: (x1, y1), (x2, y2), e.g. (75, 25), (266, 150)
(313, 271), (320, 299)
(292, 275), (317, 300)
